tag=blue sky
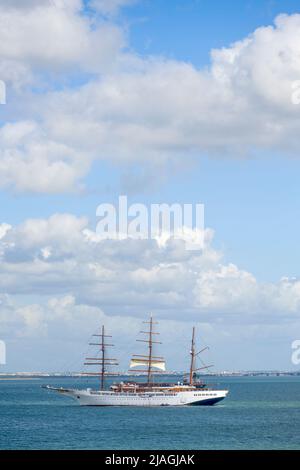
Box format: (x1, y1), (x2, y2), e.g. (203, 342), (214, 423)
(1, 0), (300, 371)
(125, 0), (300, 64)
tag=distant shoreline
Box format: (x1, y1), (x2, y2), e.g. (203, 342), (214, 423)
(0, 371), (299, 379)
(0, 377), (40, 381)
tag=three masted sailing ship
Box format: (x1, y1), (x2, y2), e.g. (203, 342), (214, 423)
(45, 316), (228, 406)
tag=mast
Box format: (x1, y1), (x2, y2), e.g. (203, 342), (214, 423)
(147, 315), (153, 384)
(189, 326), (196, 385)
(83, 325), (118, 390)
(130, 315), (165, 386)
(188, 326), (213, 385)
(100, 325), (105, 390)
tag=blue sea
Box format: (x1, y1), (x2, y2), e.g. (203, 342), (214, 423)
(0, 376), (299, 450)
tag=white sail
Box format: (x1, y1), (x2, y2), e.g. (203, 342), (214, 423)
(129, 358), (166, 371)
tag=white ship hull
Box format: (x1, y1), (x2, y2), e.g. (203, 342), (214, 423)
(48, 386), (228, 406)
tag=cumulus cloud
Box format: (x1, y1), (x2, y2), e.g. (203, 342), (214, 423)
(0, 292), (102, 339)
(51, 14), (300, 159)
(1, 11), (300, 192)
(0, 121), (90, 192)
(0, 213), (299, 326)
(0, 0), (125, 87)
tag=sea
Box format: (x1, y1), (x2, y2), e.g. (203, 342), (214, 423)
(0, 375), (299, 450)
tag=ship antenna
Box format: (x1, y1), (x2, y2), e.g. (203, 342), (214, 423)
(83, 325), (118, 390)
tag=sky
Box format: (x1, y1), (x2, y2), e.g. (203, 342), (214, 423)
(1, 0), (300, 373)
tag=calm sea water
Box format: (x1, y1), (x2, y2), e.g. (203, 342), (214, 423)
(0, 376), (300, 450)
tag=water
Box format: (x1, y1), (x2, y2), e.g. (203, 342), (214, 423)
(0, 376), (300, 449)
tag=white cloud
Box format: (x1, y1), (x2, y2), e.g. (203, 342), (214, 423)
(56, 14), (300, 160)
(1, 13), (300, 192)
(0, 223), (11, 240)
(0, 213), (299, 326)
(0, 0), (125, 87)
(0, 121), (90, 192)
(17, 304), (47, 336)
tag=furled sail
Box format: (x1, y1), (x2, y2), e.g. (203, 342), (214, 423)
(129, 358), (166, 371)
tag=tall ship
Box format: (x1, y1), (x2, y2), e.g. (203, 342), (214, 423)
(45, 316), (228, 406)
